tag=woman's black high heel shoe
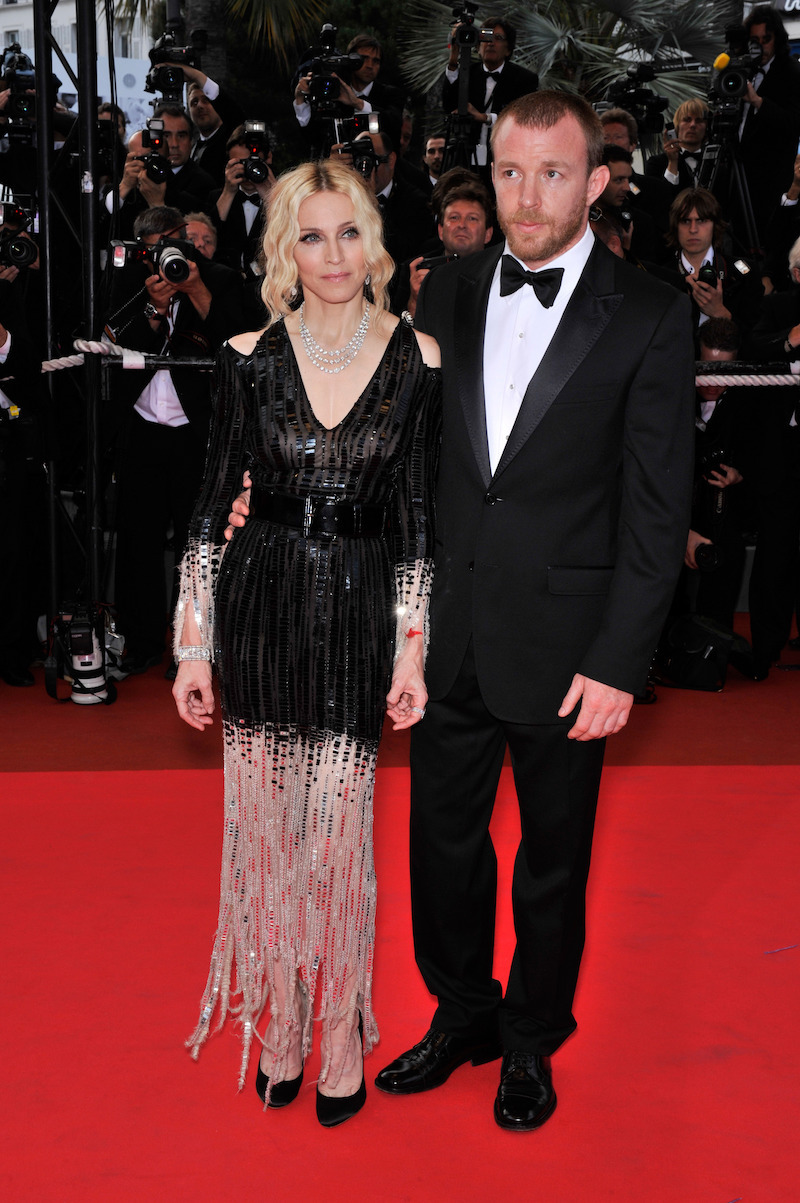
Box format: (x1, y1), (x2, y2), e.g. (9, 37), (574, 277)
(316, 1015), (365, 1127)
(256, 1060), (303, 1108)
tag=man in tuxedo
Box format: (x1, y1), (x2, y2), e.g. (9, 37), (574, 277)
(442, 17), (538, 168)
(645, 98), (709, 195)
(738, 7), (800, 242)
(374, 91), (695, 1130)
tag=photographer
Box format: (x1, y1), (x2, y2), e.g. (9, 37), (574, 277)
(104, 119), (215, 239)
(442, 16), (537, 168)
(682, 318), (752, 630)
(392, 177), (494, 318)
(645, 99), (709, 193)
(105, 206), (245, 676)
(332, 130), (432, 267)
(211, 124), (275, 279)
(657, 187), (762, 341)
(598, 144), (663, 263)
(738, 7), (800, 240)
(294, 32), (403, 133)
(181, 66), (246, 188)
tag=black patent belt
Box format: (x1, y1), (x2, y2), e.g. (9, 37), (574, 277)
(250, 487), (386, 537)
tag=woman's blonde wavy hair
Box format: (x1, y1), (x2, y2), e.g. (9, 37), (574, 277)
(260, 160), (395, 327)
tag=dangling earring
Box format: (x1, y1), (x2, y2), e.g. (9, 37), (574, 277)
(363, 272), (372, 300)
(288, 283), (298, 301)
(364, 273), (371, 287)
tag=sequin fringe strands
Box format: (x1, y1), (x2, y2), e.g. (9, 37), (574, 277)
(394, 560), (434, 664)
(173, 536), (226, 659)
(185, 723), (379, 1098)
(299, 302), (370, 374)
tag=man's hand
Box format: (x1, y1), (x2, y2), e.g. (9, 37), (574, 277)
(558, 674), (633, 740)
(407, 256), (431, 318)
(332, 75), (364, 111)
(685, 272), (731, 319)
(294, 72), (313, 104)
(705, 462), (742, 489)
(172, 659), (215, 731)
(224, 469), (252, 541)
(744, 81), (763, 110)
(221, 155), (246, 198)
(163, 62), (209, 92)
(0, 264), (20, 284)
(119, 150), (145, 200)
(145, 272), (173, 315)
(138, 170), (168, 208)
(685, 529), (713, 569)
(171, 260), (212, 320)
(662, 128), (680, 167)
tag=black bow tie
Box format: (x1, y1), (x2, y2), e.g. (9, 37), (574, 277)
(499, 256), (564, 307)
(243, 192), (261, 205)
(485, 71), (502, 82)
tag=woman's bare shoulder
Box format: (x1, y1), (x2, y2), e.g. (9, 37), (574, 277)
(228, 328), (269, 357)
(412, 329), (441, 368)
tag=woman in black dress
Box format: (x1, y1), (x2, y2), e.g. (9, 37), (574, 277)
(172, 161), (440, 1126)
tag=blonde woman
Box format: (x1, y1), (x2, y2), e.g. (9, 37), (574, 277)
(172, 161), (440, 1126)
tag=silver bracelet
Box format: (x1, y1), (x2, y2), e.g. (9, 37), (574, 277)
(176, 645), (211, 662)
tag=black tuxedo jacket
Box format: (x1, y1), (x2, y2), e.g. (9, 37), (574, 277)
(442, 59), (538, 120)
(644, 151), (700, 192)
(740, 54), (800, 231)
(209, 188), (264, 277)
(415, 240), (695, 720)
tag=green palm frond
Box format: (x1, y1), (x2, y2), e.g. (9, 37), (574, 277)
(226, 0), (327, 66)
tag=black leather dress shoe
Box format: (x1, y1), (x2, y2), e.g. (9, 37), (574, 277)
(494, 1051), (557, 1132)
(0, 663), (34, 687)
(375, 1028), (502, 1095)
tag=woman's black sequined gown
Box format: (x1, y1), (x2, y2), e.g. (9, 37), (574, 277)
(176, 319), (439, 1092)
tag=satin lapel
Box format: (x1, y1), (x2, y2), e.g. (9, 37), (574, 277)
(454, 244), (502, 487)
(492, 242), (623, 480)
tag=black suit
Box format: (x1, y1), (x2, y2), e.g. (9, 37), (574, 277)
(442, 59), (538, 122)
(739, 53), (800, 239)
(191, 87), (245, 188)
(410, 239), (695, 1051)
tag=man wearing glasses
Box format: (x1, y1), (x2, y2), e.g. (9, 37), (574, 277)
(442, 18), (538, 167)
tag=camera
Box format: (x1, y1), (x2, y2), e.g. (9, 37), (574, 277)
(0, 43), (37, 139)
(111, 237), (196, 284)
(601, 65), (669, 136)
(137, 119), (170, 184)
(54, 606), (120, 705)
(450, 4), (495, 50)
(302, 23), (366, 117)
(419, 254), (454, 271)
(697, 263), (718, 287)
(694, 541), (724, 572)
(710, 25), (761, 103)
(241, 120), (271, 184)
(0, 202), (37, 269)
(145, 26), (207, 104)
(336, 134), (390, 180)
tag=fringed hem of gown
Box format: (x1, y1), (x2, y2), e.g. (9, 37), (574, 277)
(185, 722), (379, 1103)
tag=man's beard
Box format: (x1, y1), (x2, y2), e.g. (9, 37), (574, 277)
(500, 192), (587, 267)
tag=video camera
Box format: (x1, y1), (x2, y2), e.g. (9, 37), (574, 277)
(705, 24), (762, 139)
(0, 202), (38, 269)
(450, 3), (495, 51)
(601, 65), (669, 137)
(145, 25), (207, 104)
(0, 42), (37, 139)
(301, 23), (365, 118)
(111, 236), (197, 285)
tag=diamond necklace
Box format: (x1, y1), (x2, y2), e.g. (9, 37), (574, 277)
(299, 302), (370, 374)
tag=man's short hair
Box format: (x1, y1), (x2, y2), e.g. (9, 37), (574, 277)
(698, 317), (740, 355)
(492, 90), (605, 173)
(673, 97), (709, 127)
(440, 181), (494, 226)
(152, 103), (192, 132)
(484, 16), (516, 57)
(431, 167), (483, 221)
(599, 108), (638, 144)
(184, 210), (217, 242)
(744, 5), (790, 55)
(348, 34), (381, 57)
(226, 124), (269, 155)
(667, 187), (726, 248)
(602, 145), (633, 168)
(98, 101), (128, 125)
(133, 206), (185, 240)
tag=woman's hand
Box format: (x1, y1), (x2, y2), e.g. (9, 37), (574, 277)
(225, 469), (252, 540)
(172, 659), (215, 731)
(386, 642), (427, 730)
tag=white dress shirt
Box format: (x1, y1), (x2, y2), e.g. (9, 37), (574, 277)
(483, 225), (595, 474)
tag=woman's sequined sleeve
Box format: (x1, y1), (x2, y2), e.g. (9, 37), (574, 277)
(391, 366), (442, 663)
(173, 346), (250, 659)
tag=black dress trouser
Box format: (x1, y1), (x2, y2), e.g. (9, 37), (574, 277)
(409, 640), (606, 1056)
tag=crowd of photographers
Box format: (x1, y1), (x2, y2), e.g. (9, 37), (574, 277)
(2, 6), (800, 691)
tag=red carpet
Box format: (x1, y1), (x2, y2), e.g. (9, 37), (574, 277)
(2, 764), (798, 1201)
